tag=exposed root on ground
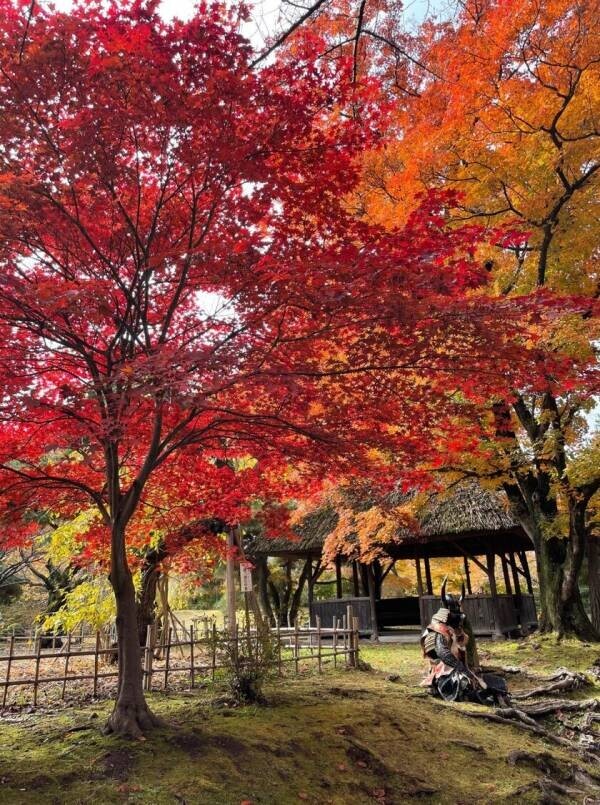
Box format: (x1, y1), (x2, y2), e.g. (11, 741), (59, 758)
(460, 697), (600, 763)
(507, 750), (600, 803)
(512, 668), (589, 700)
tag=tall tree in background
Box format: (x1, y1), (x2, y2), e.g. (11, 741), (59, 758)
(358, 0), (600, 638)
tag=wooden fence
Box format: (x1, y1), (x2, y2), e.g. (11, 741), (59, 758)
(0, 609), (360, 709)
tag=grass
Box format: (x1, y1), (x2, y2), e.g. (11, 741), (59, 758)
(0, 637), (598, 804)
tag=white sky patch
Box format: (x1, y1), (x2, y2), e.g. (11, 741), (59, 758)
(48, 0), (448, 47)
(196, 290), (236, 321)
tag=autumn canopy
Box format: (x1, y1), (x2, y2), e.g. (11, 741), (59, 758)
(0, 0), (597, 736)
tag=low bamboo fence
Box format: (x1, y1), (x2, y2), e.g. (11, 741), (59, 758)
(0, 607), (360, 709)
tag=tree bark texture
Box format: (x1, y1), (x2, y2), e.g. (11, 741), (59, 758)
(104, 525), (164, 738)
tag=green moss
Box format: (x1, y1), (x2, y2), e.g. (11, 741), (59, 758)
(0, 639), (597, 804)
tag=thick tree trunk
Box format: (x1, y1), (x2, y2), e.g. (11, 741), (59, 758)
(504, 481), (597, 641)
(587, 534), (600, 634)
(537, 535), (597, 640)
(104, 526), (164, 738)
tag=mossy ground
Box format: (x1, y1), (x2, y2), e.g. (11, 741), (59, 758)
(0, 637), (598, 805)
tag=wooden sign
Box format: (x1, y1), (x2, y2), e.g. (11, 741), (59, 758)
(240, 564), (253, 592)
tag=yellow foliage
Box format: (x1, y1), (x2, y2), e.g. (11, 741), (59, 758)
(43, 578), (115, 633)
(47, 509), (101, 565)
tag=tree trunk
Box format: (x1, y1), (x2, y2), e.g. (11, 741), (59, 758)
(289, 558), (311, 627)
(504, 481), (597, 641)
(256, 558), (275, 627)
(537, 534), (597, 641)
(137, 545), (165, 647)
(587, 534), (600, 634)
(463, 617), (480, 670)
(104, 526), (164, 738)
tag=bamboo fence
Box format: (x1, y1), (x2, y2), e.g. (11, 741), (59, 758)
(0, 607), (360, 709)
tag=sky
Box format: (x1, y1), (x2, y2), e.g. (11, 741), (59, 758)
(155, 0), (449, 47)
(49, 0), (450, 53)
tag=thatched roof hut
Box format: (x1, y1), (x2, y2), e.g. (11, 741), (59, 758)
(247, 482), (532, 561)
(248, 481), (537, 638)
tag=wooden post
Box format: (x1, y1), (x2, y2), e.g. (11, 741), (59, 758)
(61, 632), (72, 700)
(509, 553), (522, 596)
(346, 605), (356, 667)
(353, 616), (360, 667)
(294, 618), (299, 674)
(333, 617), (338, 668)
(366, 563), (379, 641)
(93, 631), (100, 698)
(316, 616), (322, 674)
(144, 625), (153, 692)
(352, 561), (360, 597)
(415, 557), (424, 597)
(335, 556), (343, 599)
(30, 631), (41, 706)
(501, 554), (513, 595)
(486, 553), (504, 639)
(463, 557), (473, 595)
(226, 527), (237, 638)
(276, 621), (282, 676)
(520, 550), (534, 595)
(189, 624), (195, 689)
(307, 558), (314, 627)
(2, 634), (15, 708)
(424, 555), (433, 595)
(164, 627), (172, 690)
(243, 588), (252, 661)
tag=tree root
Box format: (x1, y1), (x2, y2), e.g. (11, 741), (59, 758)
(512, 668), (589, 700)
(517, 698), (599, 717)
(103, 701), (166, 739)
(506, 750), (600, 803)
(459, 706), (599, 762)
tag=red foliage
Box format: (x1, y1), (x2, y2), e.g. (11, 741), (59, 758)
(0, 0), (591, 569)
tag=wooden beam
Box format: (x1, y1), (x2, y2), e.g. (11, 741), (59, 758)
(424, 555), (433, 596)
(307, 558), (314, 626)
(449, 541), (489, 575)
(352, 561), (360, 597)
(501, 554), (513, 595)
(519, 550), (534, 595)
(359, 563), (369, 596)
(508, 553), (522, 597)
(335, 556), (343, 599)
(366, 563), (380, 641)
(463, 556), (473, 595)
(486, 552), (505, 639)
(415, 557), (424, 597)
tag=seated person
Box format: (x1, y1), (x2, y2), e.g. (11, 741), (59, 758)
(420, 578), (509, 706)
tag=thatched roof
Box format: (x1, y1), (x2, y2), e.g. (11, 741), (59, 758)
(409, 483), (517, 538)
(248, 482), (532, 560)
(246, 507), (339, 557)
